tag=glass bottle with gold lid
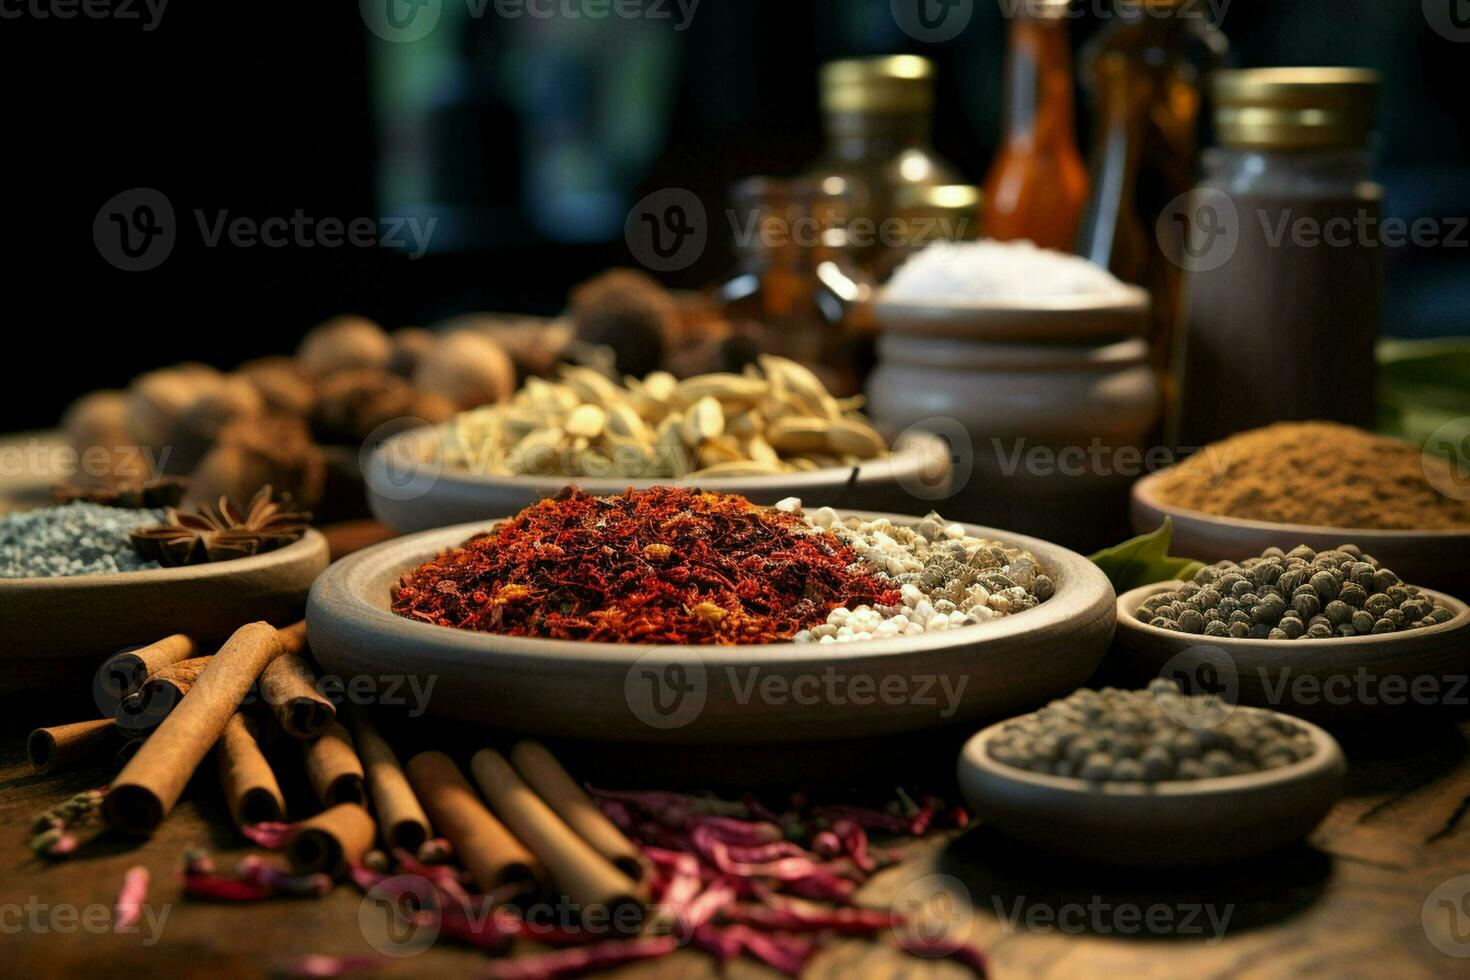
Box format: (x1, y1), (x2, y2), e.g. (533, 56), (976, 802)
(806, 55), (962, 273)
(1172, 68), (1383, 447)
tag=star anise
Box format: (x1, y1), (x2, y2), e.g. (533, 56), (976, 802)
(130, 485), (311, 567)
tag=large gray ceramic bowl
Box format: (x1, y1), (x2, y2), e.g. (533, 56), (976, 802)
(365, 427), (954, 534)
(306, 513), (1115, 744)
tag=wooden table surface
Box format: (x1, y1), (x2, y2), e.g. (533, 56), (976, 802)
(5, 702), (1470, 979)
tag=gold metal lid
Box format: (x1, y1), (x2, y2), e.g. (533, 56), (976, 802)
(895, 184), (982, 214)
(820, 55), (935, 114)
(1213, 68), (1379, 149)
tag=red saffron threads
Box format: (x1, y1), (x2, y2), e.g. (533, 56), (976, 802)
(392, 487), (898, 644)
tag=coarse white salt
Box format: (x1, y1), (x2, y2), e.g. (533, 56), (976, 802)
(884, 239), (1132, 304)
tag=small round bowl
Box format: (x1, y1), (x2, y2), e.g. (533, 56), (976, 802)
(0, 530), (329, 689)
(1112, 581), (1470, 721)
(1130, 469), (1470, 597)
(364, 426), (954, 534)
(873, 285), (1151, 344)
(306, 512), (1116, 745)
(958, 711), (1346, 869)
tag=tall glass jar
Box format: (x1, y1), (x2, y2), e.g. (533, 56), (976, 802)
(716, 177), (873, 396)
(981, 0), (1089, 251)
(1075, 0), (1227, 393)
(1172, 69), (1383, 448)
(807, 56), (961, 274)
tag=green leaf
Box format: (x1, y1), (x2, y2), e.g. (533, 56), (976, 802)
(1088, 517), (1206, 592)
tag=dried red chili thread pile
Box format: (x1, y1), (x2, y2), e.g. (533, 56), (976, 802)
(392, 487), (899, 644)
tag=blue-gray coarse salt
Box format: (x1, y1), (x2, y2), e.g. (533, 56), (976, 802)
(0, 503), (166, 578)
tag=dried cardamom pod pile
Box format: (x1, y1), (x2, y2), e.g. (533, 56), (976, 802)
(439, 356), (890, 479)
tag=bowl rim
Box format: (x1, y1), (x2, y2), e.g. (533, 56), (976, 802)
(873, 285), (1153, 316)
(960, 709), (1344, 799)
(1114, 579), (1470, 649)
(1132, 468), (1470, 542)
(0, 528), (329, 591)
(308, 509), (1116, 664)
(368, 426), (952, 494)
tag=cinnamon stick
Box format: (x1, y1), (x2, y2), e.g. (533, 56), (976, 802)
(509, 741), (647, 882)
(114, 656), (212, 737)
(28, 719), (126, 775)
(96, 634), (198, 716)
(103, 621), (300, 836)
(471, 748), (644, 929)
(349, 708), (431, 851)
(406, 751), (542, 892)
(287, 803), (376, 878)
(216, 713), (286, 828)
(259, 651), (335, 740)
(303, 722), (365, 807)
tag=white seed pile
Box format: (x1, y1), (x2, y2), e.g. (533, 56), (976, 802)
(987, 680), (1318, 783)
(885, 239), (1135, 304)
(0, 503), (165, 578)
(777, 499), (1054, 644)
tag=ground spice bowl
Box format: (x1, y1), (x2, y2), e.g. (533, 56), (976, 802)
(1112, 581), (1470, 722)
(957, 712), (1346, 869)
(305, 512), (1116, 753)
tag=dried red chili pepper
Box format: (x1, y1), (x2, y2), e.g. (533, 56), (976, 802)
(392, 487), (897, 644)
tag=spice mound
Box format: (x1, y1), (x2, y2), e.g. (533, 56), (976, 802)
(1137, 544), (1455, 639)
(988, 680), (1317, 783)
(392, 487), (900, 644)
(0, 502), (166, 578)
(1151, 421), (1470, 530)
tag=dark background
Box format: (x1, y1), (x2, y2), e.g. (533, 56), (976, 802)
(1, 0), (1466, 430)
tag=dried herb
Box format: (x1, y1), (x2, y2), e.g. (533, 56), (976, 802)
(130, 485), (310, 567)
(392, 487), (899, 644)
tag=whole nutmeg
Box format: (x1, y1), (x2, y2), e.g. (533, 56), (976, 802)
(163, 376), (266, 475)
(187, 414), (325, 513)
(296, 315), (393, 377)
(236, 357), (316, 417)
(313, 368), (447, 445)
(127, 364), (224, 452)
(61, 389), (151, 484)
(388, 327), (437, 378)
(568, 268), (677, 377)
(413, 331), (516, 410)
(430, 313), (571, 381)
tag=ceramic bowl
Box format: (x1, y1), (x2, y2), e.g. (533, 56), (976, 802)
(305, 513), (1116, 745)
(1130, 469), (1470, 597)
(0, 530), (329, 690)
(957, 711), (1346, 868)
(1112, 581), (1470, 721)
(873, 286), (1151, 344)
(364, 426), (955, 534)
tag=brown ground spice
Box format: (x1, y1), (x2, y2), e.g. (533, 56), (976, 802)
(1154, 421), (1470, 530)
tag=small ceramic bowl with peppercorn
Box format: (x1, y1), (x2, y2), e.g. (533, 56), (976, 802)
(957, 680), (1347, 869)
(1112, 545), (1470, 721)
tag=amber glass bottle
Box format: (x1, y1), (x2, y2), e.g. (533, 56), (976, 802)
(982, 0), (1089, 251)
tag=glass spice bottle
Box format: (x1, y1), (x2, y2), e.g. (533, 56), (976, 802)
(981, 0), (1089, 251)
(806, 56), (962, 274)
(1074, 0), (1228, 382)
(1172, 69), (1384, 448)
(715, 176), (873, 396)
(872, 184), (983, 283)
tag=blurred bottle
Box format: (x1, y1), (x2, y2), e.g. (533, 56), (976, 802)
(807, 56), (962, 274)
(1173, 69), (1383, 448)
(982, 0), (1089, 251)
(1075, 0), (1228, 381)
(874, 184), (984, 282)
(716, 177), (873, 395)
